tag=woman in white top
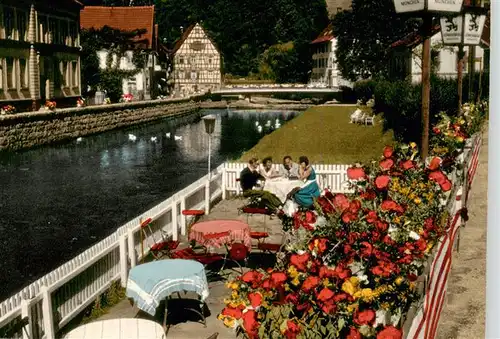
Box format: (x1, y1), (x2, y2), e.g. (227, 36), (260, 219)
(259, 157), (281, 180)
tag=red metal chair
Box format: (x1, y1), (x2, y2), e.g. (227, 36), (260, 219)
(182, 209), (205, 233)
(239, 206), (273, 225)
(140, 218), (179, 260)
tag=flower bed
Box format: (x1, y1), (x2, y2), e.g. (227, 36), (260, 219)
(218, 102), (487, 339)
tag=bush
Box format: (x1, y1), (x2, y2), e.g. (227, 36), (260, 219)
(99, 70), (125, 103)
(353, 79), (378, 102)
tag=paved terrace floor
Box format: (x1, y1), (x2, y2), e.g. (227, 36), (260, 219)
(86, 196), (284, 339)
(69, 130), (488, 338)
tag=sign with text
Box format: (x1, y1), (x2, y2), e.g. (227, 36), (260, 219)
(463, 12), (486, 45)
(440, 16), (463, 44)
(393, 0), (462, 13)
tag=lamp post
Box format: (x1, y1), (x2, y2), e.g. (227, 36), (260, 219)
(202, 114), (216, 180)
(392, 0), (464, 160)
(440, 4), (487, 113)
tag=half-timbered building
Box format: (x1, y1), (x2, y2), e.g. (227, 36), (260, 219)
(171, 23), (222, 97)
(0, 0), (83, 111)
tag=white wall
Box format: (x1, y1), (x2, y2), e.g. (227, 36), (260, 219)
(309, 38), (352, 88)
(410, 32), (485, 83)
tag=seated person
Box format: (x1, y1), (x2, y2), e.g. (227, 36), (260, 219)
(240, 158), (264, 193)
(279, 155), (300, 179)
(291, 156), (321, 208)
(259, 157), (281, 180)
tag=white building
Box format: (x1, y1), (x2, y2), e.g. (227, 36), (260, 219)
(80, 6), (163, 100)
(390, 20), (490, 82)
(171, 23), (222, 97)
(309, 24), (352, 89)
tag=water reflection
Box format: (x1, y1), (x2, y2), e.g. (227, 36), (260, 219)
(0, 108), (299, 299)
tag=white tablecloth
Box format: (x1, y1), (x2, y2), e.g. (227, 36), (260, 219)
(64, 318), (165, 339)
(263, 178), (304, 202)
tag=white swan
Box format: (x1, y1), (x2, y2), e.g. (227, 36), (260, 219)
(165, 132), (171, 138)
(275, 122), (281, 129)
(257, 125), (263, 133)
(174, 135), (182, 141)
(150, 137), (157, 142)
(255, 121), (259, 126)
(128, 134), (137, 141)
(76, 137), (83, 142)
(265, 120), (271, 127)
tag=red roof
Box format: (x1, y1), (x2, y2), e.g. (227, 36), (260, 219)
(311, 23), (334, 44)
(80, 6), (155, 49)
(390, 25), (441, 48)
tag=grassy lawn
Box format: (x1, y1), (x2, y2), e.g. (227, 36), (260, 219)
(239, 105), (395, 164)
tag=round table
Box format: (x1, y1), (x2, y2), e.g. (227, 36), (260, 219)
(64, 318), (165, 339)
(189, 219), (252, 249)
(263, 178), (304, 203)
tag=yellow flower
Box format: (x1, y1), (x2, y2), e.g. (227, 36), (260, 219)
(291, 276), (301, 286)
(394, 217), (401, 224)
(342, 276), (360, 296)
(346, 303), (358, 313)
(354, 288), (376, 302)
(457, 136), (465, 143)
(223, 317), (236, 328)
(409, 193), (416, 200)
(410, 142), (417, 148)
(381, 302), (391, 310)
(395, 276), (404, 285)
(288, 265), (299, 278)
(414, 197), (422, 204)
(323, 278), (330, 287)
(425, 242), (434, 253)
(375, 285), (389, 295)
(231, 290), (239, 299)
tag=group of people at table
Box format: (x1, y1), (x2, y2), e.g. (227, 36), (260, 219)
(239, 155), (321, 208)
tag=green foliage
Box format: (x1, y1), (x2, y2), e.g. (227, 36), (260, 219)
(353, 79), (378, 103)
(154, 0), (328, 82)
(372, 73), (490, 143)
(80, 26), (149, 99)
(331, 0), (420, 81)
(82, 280), (125, 323)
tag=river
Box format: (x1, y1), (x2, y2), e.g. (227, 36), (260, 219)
(0, 108), (299, 299)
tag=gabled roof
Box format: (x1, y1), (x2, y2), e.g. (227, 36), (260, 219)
(171, 23), (220, 56)
(390, 25), (441, 49)
(311, 23), (334, 44)
(80, 6), (155, 49)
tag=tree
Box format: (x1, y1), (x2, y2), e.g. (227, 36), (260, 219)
(331, 0), (420, 81)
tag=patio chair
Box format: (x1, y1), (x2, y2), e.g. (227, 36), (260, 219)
(140, 218), (179, 260)
(239, 206), (274, 225)
(350, 109), (363, 123)
(365, 115), (375, 125)
(181, 209), (205, 235)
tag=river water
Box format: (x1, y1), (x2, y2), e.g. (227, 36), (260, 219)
(0, 108), (298, 300)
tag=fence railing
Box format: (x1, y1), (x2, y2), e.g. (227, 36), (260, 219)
(0, 161), (352, 339)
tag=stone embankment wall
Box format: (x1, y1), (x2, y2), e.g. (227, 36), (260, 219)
(0, 98), (202, 151)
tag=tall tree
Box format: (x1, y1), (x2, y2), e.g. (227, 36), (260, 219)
(331, 0), (420, 81)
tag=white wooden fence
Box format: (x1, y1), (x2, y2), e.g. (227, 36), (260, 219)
(0, 162), (351, 339)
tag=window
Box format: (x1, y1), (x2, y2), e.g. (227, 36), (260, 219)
(49, 18), (57, 44)
(4, 7), (14, 39)
(60, 20), (69, 45)
(19, 59), (27, 88)
(72, 61), (78, 87)
(38, 15), (47, 43)
(6, 57), (14, 89)
(178, 70), (184, 79)
(17, 10), (27, 41)
(208, 58), (212, 64)
(61, 61), (68, 86)
(179, 57), (184, 64)
(190, 71), (197, 80)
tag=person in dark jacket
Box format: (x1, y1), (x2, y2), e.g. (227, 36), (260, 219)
(240, 158), (264, 193)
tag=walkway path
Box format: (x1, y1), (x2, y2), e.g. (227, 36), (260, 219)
(436, 129), (488, 338)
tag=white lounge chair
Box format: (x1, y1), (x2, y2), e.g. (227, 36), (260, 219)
(365, 116), (375, 125)
(350, 109), (363, 123)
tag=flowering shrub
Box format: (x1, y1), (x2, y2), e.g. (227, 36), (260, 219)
(1, 105), (16, 114)
(44, 100), (57, 110)
(219, 111), (481, 339)
(76, 98), (85, 107)
(121, 93), (133, 102)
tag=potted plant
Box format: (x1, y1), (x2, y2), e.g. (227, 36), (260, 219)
(44, 100), (57, 111)
(1, 105), (16, 115)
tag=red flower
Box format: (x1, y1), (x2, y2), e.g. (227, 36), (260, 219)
(383, 146), (394, 158)
(381, 200), (405, 214)
(347, 327), (362, 339)
(271, 272), (287, 286)
(433, 127), (441, 134)
(308, 237), (328, 254)
(304, 210), (316, 224)
(334, 264), (351, 279)
(428, 157), (442, 171)
(401, 160), (414, 170)
(440, 179), (452, 191)
(377, 326), (402, 339)
(317, 287), (334, 302)
(242, 310), (259, 338)
(241, 271), (263, 288)
(360, 241), (373, 257)
(366, 210), (378, 223)
(380, 158), (394, 171)
(354, 309), (376, 326)
(221, 306), (243, 319)
(319, 266), (336, 278)
(290, 253), (310, 272)
(375, 220), (389, 232)
(349, 200), (361, 214)
(317, 197), (335, 214)
(360, 189), (377, 200)
(301, 276), (320, 293)
(375, 175), (391, 189)
(320, 300), (337, 314)
(284, 320), (301, 339)
(333, 194), (350, 211)
(248, 292), (263, 308)
(347, 166), (366, 180)
(342, 211), (358, 223)
(285, 292), (299, 304)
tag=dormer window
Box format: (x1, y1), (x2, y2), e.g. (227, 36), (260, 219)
(4, 7), (14, 40)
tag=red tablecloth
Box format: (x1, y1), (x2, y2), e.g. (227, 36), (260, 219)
(189, 219), (252, 249)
